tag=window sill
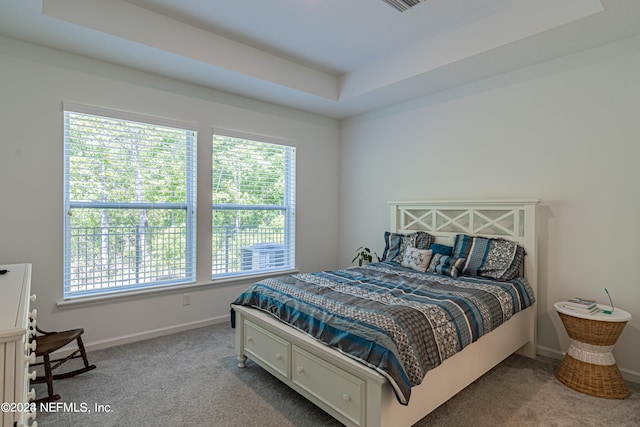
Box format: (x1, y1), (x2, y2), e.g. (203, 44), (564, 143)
(211, 268), (298, 287)
(56, 268), (299, 309)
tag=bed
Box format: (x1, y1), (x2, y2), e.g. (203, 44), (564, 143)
(231, 200), (539, 427)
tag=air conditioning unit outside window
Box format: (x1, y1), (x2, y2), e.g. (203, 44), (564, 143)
(241, 243), (285, 271)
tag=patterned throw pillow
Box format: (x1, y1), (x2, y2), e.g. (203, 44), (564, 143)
(381, 231), (434, 263)
(427, 254), (466, 277)
(401, 248), (433, 272)
(452, 234), (525, 281)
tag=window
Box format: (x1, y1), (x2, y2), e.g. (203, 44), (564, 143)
(63, 104), (197, 298)
(212, 130), (295, 277)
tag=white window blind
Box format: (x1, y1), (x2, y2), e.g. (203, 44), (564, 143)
(212, 130), (296, 277)
(63, 105), (197, 298)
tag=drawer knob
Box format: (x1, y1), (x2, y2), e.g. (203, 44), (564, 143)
(342, 393), (351, 402)
(27, 340), (37, 352)
(29, 370), (37, 381)
(27, 388), (37, 400)
(27, 352), (36, 364)
(296, 366), (304, 374)
(30, 294), (37, 303)
(29, 308), (37, 320)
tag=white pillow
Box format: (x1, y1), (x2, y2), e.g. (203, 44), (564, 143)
(401, 248), (433, 272)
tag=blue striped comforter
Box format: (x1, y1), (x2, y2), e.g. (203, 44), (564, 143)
(231, 261), (535, 404)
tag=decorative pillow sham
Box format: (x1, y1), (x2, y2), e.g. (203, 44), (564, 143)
(381, 231), (434, 263)
(413, 232), (434, 253)
(452, 234), (525, 281)
(401, 248), (433, 272)
(429, 243), (453, 256)
(427, 254), (465, 277)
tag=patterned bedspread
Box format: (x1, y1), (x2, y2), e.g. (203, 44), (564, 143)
(231, 261), (535, 404)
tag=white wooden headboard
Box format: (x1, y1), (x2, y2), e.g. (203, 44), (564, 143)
(390, 199), (536, 241)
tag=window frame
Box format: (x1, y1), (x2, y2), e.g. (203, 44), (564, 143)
(211, 128), (296, 279)
(62, 103), (198, 299)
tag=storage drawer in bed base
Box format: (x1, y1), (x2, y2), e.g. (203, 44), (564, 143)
(242, 320), (290, 379)
(234, 305), (386, 427)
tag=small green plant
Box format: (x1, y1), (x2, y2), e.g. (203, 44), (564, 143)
(352, 246), (380, 266)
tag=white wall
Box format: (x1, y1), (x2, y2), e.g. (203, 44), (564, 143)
(0, 37), (340, 349)
(339, 35), (640, 381)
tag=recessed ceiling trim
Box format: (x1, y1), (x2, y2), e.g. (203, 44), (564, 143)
(42, 0), (339, 101)
(340, 0), (604, 101)
(380, 0), (426, 13)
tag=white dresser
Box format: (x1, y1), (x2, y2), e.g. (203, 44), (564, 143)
(1, 264), (37, 427)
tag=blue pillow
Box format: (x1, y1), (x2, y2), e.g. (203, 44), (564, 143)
(429, 243), (453, 257)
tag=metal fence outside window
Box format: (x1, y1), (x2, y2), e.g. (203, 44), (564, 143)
(67, 224), (285, 292)
(212, 225), (284, 275)
(68, 225), (188, 294)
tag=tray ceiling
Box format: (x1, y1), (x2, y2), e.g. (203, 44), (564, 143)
(1, 0), (639, 119)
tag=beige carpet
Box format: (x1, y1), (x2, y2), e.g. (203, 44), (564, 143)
(33, 322), (640, 427)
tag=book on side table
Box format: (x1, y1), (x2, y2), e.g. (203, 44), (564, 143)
(563, 297), (598, 314)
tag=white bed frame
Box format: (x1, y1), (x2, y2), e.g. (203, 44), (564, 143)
(233, 200), (539, 427)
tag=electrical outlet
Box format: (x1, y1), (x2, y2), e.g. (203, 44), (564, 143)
(183, 294), (191, 306)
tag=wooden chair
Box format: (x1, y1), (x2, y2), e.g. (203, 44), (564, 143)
(30, 326), (96, 403)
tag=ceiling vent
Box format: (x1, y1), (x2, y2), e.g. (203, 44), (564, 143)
(381, 0), (426, 12)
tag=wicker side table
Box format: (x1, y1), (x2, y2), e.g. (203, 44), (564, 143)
(554, 302), (631, 399)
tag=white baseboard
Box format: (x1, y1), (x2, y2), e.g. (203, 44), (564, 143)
(537, 345), (640, 384)
(536, 344), (563, 360)
(84, 315), (229, 352)
(43, 315), (229, 360)
(621, 368), (640, 384)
